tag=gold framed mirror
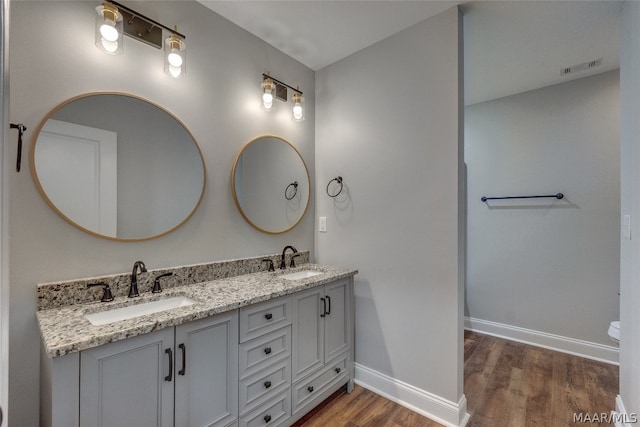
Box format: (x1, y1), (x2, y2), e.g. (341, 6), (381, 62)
(232, 135), (310, 234)
(30, 92), (206, 241)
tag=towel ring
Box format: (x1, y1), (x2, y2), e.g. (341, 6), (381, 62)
(285, 181), (298, 200)
(326, 176), (343, 198)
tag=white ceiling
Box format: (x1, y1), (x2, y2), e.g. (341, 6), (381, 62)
(199, 0), (623, 105)
(199, 0), (459, 71)
(463, 1), (622, 105)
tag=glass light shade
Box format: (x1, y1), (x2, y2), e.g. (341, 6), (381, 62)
(292, 93), (304, 122)
(164, 34), (186, 78)
(95, 3), (123, 55)
(262, 78), (275, 111)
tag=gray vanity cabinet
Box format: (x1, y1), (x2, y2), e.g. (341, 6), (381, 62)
(238, 295), (293, 427)
(42, 274), (355, 427)
(323, 280), (351, 362)
(291, 286), (324, 381)
(174, 313), (239, 427)
(290, 278), (352, 419)
(80, 327), (175, 427)
(79, 311), (238, 427)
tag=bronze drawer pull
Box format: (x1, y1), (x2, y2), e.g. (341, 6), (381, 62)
(164, 348), (173, 381)
(178, 343), (186, 376)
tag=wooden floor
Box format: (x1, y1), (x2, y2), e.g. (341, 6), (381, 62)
(293, 384), (442, 427)
(296, 331), (619, 427)
(465, 331), (619, 426)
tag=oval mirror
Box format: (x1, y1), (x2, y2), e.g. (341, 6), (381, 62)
(232, 135), (310, 234)
(30, 93), (206, 241)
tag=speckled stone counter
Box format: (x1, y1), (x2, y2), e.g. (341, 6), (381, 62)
(37, 261), (357, 358)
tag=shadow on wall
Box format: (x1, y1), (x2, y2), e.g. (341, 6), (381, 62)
(464, 283), (471, 318)
(329, 182), (353, 225)
(354, 278), (393, 375)
(464, 195), (579, 316)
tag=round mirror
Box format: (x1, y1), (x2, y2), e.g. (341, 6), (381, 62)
(30, 93), (206, 241)
(232, 135), (310, 234)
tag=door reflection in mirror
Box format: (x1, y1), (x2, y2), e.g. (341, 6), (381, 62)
(30, 93), (206, 241)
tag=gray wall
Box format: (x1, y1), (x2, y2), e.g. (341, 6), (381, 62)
(9, 2), (315, 424)
(316, 7), (465, 423)
(619, 0), (640, 417)
(0, 0), (8, 415)
(465, 71), (620, 345)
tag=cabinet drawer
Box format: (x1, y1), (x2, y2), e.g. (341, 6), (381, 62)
(238, 391), (290, 427)
(292, 352), (349, 415)
(240, 326), (291, 379)
(240, 296), (291, 343)
(239, 359), (291, 415)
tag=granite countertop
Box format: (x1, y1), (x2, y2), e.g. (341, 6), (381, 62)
(37, 264), (357, 358)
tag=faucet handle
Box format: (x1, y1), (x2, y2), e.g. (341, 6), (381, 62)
(87, 282), (114, 302)
(262, 259), (275, 272)
(152, 272), (173, 293)
(290, 253), (301, 268)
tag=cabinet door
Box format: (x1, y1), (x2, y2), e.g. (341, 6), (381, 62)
(291, 286), (324, 382)
(324, 279), (350, 362)
(174, 311), (239, 427)
(80, 328), (174, 427)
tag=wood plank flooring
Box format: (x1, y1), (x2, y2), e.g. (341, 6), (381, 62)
(464, 331), (618, 427)
(292, 384), (443, 427)
(295, 331), (619, 427)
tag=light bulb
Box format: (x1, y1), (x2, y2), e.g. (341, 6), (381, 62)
(167, 49), (183, 67)
(263, 92), (274, 110)
(293, 104), (303, 120)
(101, 38), (119, 53)
(168, 65), (183, 78)
(100, 19), (119, 42)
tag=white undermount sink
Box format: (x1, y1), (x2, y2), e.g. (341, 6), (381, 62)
(85, 295), (196, 326)
(280, 270), (324, 281)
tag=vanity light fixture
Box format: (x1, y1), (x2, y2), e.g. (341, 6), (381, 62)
(261, 74), (304, 121)
(262, 77), (275, 111)
(164, 30), (186, 78)
(292, 92), (304, 122)
(94, 1), (187, 78)
(95, 2), (123, 54)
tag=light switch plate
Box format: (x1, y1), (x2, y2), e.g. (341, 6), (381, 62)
(319, 216), (327, 233)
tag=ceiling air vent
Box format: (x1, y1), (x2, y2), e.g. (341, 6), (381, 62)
(561, 58), (603, 76)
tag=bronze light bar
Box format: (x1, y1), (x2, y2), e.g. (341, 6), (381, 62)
(108, 0), (185, 49)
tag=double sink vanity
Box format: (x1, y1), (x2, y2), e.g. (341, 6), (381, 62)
(37, 251), (357, 427)
(30, 92), (341, 426)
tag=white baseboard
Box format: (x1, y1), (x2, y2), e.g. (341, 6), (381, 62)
(614, 395), (639, 427)
(465, 317), (619, 365)
(355, 363), (470, 427)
